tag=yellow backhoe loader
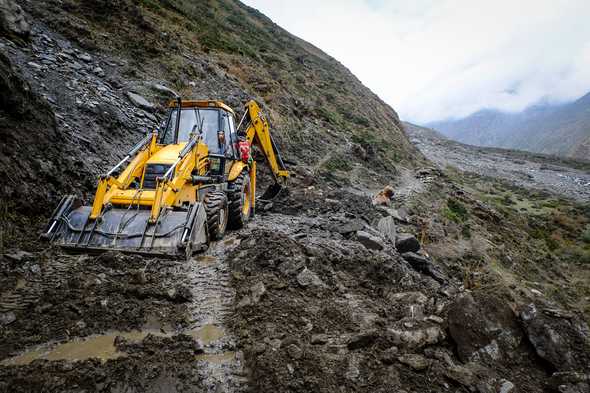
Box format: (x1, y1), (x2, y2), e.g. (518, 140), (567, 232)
(41, 99), (288, 258)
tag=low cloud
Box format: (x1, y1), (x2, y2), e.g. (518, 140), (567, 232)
(243, 0), (590, 123)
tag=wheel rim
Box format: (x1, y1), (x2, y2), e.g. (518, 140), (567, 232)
(219, 207), (227, 233)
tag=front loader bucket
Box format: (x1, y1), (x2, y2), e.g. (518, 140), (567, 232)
(43, 196), (208, 258)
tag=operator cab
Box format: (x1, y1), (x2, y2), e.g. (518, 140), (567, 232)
(160, 100), (238, 159)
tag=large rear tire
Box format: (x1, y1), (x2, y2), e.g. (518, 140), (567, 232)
(204, 191), (228, 241)
(227, 171), (251, 229)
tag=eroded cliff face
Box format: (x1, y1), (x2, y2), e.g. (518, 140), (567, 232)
(0, 2), (589, 393)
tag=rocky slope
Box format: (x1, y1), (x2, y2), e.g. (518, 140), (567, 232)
(1, 1), (590, 393)
(405, 122), (590, 201)
(427, 93), (590, 161)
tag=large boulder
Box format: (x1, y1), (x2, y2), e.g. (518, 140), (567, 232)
(448, 293), (525, 364)
(388, 323), (445, 349)
(0, 0), (29, 40)
(395, 233), (420, 253)
(520, 303), (590, 372)
(356, 230), (384, 250)
(331, 219), (365, 236)
(127, 92), (155, 112)
(402, 252), (446, 284)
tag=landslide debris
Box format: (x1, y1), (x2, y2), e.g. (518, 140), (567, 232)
(0, 1), (589, 393)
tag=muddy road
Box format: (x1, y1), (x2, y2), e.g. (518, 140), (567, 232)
(0, 233), (246, 392)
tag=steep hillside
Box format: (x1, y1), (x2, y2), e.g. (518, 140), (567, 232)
(428, 93), (590, 160)
(1, 2), (590, 393)
(0, 0), (425, 248)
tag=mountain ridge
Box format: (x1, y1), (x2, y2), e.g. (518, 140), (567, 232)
(426, 92), (590, 160)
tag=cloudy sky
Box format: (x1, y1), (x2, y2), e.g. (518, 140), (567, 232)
(242, 0), (590, 123)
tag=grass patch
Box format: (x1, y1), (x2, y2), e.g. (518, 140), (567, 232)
(442, 198), (469, 223)
(323, 152), (352, 172)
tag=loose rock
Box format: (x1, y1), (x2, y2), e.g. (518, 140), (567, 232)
(377, 215), (396, 243)
(250, 281), (266, 304)
(0, 311), (16, 325)
(402, 252), (446, 283)
(395, 233), (420, 253)
(388, 324), (445, 349)
(127, 92), (155, 112)
(296, 267), (324, 288)
(448, 293), (524, 364)
(0, 0), (30, 39)
(397, 354), (430, 370)
(356, 230), (384, 250)
(520, 303), (590, 372)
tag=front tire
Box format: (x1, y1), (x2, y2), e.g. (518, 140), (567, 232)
(204, 191), (228, 241)
(228, 171), (251, 229)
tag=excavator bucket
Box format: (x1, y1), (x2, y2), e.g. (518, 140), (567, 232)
(42, 195), (208, 258)
(259, 182), (284, 201)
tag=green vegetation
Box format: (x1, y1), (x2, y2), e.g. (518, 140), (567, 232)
(323, 152), (352, 172)
(582, 224), (590, 243)
(442, 198), (469, 223)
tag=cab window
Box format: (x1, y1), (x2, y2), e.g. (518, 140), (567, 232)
(161, 108), (222, 154)
(221, 111), (237, 158)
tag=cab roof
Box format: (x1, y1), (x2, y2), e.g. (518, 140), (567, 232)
(167, 99), (235, 115)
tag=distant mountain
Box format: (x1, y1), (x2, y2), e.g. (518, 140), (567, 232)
(426, 93), (590, 160)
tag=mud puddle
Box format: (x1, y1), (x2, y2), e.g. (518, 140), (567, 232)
(1, 330), (160, 366)
(2, 323), (228, 367)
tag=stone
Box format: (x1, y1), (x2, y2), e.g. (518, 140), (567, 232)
(150, 83), (178, 97)
(387, 291), (428, 305)
(402, 252), (446, 284)
(444, 364), (476, 386)
(127, 92), (155, 112)
(93, 66), (105, 77)
(296, 267), (324, 288)
(0, 311), (16, 325)
(347, 330), (378, 350)
(250, 281), (266, 304)
(331, 219), (364, 235)
(77, 53), (93, 62)
(397, 354), (430, 370)
(448, 293), (524, 364)
(237, 296), (251, 308)
(377, 216), (396, 243)
(499, 379), (515, 393)
(4, 250), (33, 261)
(520, 303), (590, 372)
(395, 233), (420, 253)
(311, 334), (329, 345)
(426, 315), (444, 324)
(0, 0), (30, 39)
(379, 346), (399, 364)
(286, 343), (303, 359)
(549, 372), (590, 393)
(356, 230), (384, 250)
(388, 325), (445, 349)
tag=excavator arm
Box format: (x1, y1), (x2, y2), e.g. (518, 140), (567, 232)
(235, 100), (289, 201)
(242, 100), (289, 182)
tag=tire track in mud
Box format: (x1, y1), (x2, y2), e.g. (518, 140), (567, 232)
(185, 235), (246, 393)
